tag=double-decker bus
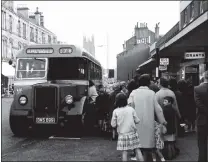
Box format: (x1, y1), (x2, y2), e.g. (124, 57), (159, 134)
(9, 44), (102, 136)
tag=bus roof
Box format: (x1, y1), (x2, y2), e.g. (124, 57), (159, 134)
(16, 44), (101, 66)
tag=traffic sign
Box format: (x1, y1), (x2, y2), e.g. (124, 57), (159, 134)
(160, 58), (169, 65)
(159, 65), (167, 71)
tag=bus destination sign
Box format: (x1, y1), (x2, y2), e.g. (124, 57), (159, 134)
(59, 47), (73, 54)
(26, 48), (54, 54)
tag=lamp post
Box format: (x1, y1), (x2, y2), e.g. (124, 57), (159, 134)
(156, 48), (160, 79)
(97, 33), (109, 75)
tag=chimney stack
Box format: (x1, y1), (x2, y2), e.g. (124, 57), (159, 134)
(155, 22), (160, 41)
(17, 5), (29, 18)
(34, 7), (41, 25)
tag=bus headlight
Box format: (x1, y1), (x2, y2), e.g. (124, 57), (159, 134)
(65, 95), (73, 104)
(19, 95), (28, 105)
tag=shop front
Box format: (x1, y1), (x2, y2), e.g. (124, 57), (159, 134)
(2, 61), (15, 96)
(178, 51), (208, 86)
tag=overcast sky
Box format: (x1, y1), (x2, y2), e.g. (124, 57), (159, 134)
(15, 1), (180, 69)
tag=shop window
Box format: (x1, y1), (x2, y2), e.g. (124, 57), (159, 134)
(184, 9), (188, 27)
(200, 1), (205, 14)
(190, 2), (195, 22)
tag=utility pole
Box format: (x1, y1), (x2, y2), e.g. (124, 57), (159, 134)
(156, 48), (160, 79)
(106, 33), (109, 72)
(105, 33), (110, 78)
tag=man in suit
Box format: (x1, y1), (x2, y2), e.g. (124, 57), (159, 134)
(194, 70), (208, 162)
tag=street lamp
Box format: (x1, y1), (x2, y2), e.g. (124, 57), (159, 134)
(96, 44), (109, 77)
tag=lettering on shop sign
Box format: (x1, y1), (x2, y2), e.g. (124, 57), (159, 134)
(184, 52), (205, 59)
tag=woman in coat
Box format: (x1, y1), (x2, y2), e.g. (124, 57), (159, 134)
(128, 74), (167, 161)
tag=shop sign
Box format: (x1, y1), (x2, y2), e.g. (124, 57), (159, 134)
(159, 65), (167, 71)
(185, 66), (198, 73)
(160, 58), (169, 65)
(184, 52), (205, 59)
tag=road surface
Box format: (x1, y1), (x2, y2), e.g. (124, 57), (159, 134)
(1, 97), (199, 161)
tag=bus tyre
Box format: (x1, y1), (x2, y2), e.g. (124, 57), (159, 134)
(9, 116), (29, 137)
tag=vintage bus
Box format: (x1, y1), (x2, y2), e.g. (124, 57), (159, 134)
(9, 44), (102, 137)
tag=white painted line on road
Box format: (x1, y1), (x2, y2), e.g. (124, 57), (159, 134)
(49, 136), (81, 140)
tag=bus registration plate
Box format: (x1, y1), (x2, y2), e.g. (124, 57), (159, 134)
(36, 117), (55, 124)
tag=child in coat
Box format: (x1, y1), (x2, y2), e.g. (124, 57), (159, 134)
(111, 93), (144, 161)
(162, 96), (177, 160)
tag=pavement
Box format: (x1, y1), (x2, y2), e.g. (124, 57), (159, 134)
(174, 132), (198, 161)
(1, 97), (200, 161)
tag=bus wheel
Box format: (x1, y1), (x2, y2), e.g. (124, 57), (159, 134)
(9, 116), (30, 137)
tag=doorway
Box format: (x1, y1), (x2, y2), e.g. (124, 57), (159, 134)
(185, 65), (199, 86)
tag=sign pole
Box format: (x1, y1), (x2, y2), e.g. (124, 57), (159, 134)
(205, 47), (208, 70)
(156, 48), (160, 79)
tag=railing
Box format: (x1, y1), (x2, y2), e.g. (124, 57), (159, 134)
(156, 22), (180, 49)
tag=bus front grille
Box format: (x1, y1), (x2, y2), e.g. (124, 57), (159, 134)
(34, 87), (57, 113)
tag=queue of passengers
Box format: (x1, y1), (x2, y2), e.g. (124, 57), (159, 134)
(87, 71), (208, 162)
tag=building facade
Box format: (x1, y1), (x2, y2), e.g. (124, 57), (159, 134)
(178, 0), (208, 84)
(1, 1), (58, 62)
(117, 22), (161, 81)
(83, 35), (95, 56)
(117, 43), (150, 81)
(138, 0), (208, 85)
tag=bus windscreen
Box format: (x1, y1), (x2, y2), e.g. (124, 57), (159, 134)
(16, 58), (47, 79)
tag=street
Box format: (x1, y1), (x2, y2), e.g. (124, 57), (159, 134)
(1, 98), (199, 161)
(1, 98), (120, 161)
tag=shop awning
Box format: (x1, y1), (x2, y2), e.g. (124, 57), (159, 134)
(136, 58), (156, 71)
(2, 62), (15, 77)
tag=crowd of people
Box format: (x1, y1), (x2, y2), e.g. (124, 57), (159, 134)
(87, 71), (208, 162)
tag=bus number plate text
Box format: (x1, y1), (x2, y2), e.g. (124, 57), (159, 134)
(36, 117), (55, 124)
